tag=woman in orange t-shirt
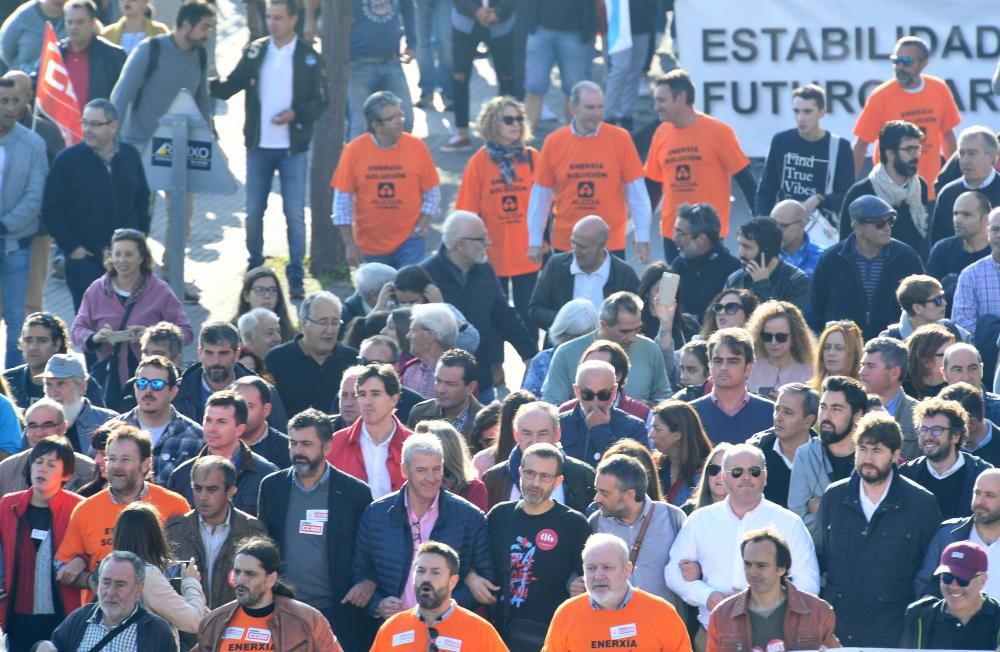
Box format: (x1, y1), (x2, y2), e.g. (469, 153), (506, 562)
(456, 96), (542, 332)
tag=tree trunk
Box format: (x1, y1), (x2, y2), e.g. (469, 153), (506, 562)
(308, 0), (351, 277)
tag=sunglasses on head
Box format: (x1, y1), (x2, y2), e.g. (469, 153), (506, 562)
(580, 388), (613, 401)
(135, 377), (168, 391)
(501, 115), (525, 125)
(729, 466), (763, 479)
(761, 332), (790, 343)
(706, 463), (723, 477)
(938, 572), (978, 587)
(711, 302), (742, 315)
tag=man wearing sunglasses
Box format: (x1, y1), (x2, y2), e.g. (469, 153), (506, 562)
(815, 412), (942, 647)
(852, 35), (960, 202)
(667, 444), (818, 649)
(903, 541), (1000, 650)
(810, 194), (924, 341)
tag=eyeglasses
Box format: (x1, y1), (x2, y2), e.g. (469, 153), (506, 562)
(673, 228), (693, 240)
(135, 377), (169, 391)
(863, 216), (896, 230)
(377, 113), (405, 123)
(923, 294), (946, 307)
(711, 302), (743, 315)
(521, 469), (557, 483)
(357, 357), (380, 365)
(305, 317), (342, 329)
(427, 625), (440, 652)
(501, 115), (525, 125)
(80, 119), (112, 128)
(938, 572), (981, 587)
(728, 466), (763, 479)
(26, 421), (60, 432)
(890, 54), (915, 66)
(579, 388), (613, 401)
(761, 332), (790, 343)
(250, 285), (280, 296)
(917, 425), (951, 438)
(706, 463), (723, 477)
(897, 145), (921, 155)
(459, 236), (489, 244)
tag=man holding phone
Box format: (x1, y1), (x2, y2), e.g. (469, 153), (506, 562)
(724, 217), (810, 313)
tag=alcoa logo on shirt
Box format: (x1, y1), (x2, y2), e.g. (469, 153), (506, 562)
(592, 623), (638, 648)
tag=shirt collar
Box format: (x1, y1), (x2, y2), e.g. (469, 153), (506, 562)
(926, 452), (965, 480)
(971, 421), (994, 452)
(293, 463), (331, 492)
(570, 251), (611, 278)
(405, 486), (440, 519)
(361, 420), (397, 448)
(268, 35), (297, 52)
(109, 482), (150, 505)
(964, 168), (997, 190)
(570, 120), (601, 138)
(89, 600), (140, 626)
(884, 389), (903, 416)
(198, 504), (232, 531)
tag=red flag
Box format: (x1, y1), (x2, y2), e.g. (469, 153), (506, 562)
(36, 23), (82, 146)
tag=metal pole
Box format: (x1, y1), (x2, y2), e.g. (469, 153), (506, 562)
(167, 114), (189, 297)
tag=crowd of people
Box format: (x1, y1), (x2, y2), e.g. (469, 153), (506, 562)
(0, 0), (997, 649)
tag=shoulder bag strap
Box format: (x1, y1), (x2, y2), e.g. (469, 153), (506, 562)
(825, 134), (840, 196)
(86, 604), (143, 652)
(628, 503), (656, 569)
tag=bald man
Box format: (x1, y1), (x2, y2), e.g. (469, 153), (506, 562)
(927, 191), (992, 297)
(528, 214), (640, 330)
(772, 199), (824, 278)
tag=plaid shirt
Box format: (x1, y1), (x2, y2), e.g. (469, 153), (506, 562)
(79, 603), (140, 652)
(120, 406), (205, 484)
(953, 255), (1000, 337)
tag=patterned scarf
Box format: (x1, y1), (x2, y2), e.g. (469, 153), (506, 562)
(486, 141), (528, 185)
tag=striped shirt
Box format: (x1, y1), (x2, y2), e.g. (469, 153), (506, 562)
(850, 238), (889, 308)
(953, 254), (1000, 336)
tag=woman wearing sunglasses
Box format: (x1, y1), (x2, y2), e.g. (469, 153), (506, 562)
(882, 274), (971, 344)
(698, 289), (759, 341)
(744, 301), (816, 400)
(904, 324), (956, 399)
(809, 320), (864, 391)
(649, 400), (713, 507)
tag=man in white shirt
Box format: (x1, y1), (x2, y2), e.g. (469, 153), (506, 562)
(666, 443), (819, 649)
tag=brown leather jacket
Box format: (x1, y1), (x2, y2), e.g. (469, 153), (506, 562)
(196, 595), (342, 652)
(707, 582), (840, 651)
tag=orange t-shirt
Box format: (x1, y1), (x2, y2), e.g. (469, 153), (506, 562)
(56, 484), (191, 569)
(455, 146), (542, 278)
(534, 123), (645, 251)
(216, 608), (276, 652)
(853, 75), (961, 201)
(371, 604), (507, 652)
(330, 133), (441, 256)
(542, 589), (691, 652)
(644, 113), (750, 239)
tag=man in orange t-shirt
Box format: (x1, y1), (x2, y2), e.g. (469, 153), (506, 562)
(526, 81), (652, 264)
(332, 91), (440, 269)
(852, 35), (961, 200)
(644, 69), (755, 263)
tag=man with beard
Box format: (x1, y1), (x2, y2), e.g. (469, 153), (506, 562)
(196, 536), (342, 651)
(371, 541), (506, 651)
(39, 353), (117, 456)
(119, 355), (205, 485)
(479, 443), (589, 650)
(789, 375), (867, 537)
(815, 412), (942, 647)
(256, 408), (374, 650)
(917, 468), (1000, 600)
(900, 398), (994, 520)
(724, 217), (810, 312)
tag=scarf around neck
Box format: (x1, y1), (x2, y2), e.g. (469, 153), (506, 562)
(486, 141), (527, 185)
(868, 163), (928, 237)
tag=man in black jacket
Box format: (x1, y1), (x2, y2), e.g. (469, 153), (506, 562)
(725, 216), (810, 313)
(210, 0), (327, 299)
(669, 203), (741, 322)
(60, 0), (126, 105)
(528, 215), (639, 331)
(815, 412), (942, 647)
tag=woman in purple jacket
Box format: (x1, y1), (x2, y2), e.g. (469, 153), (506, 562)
(71, 229), (193, 407)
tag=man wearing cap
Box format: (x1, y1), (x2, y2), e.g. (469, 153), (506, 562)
(809, 194), (924, 340)
(902, 541), (1000, 650)
(39, 353), (117, 456)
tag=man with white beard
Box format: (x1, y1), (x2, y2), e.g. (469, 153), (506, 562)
(40, 354), (117, 456)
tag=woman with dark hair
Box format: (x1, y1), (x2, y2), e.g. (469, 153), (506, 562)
(470, 401), (501, 477)
(649, 400), (713, 507)
(76, 424), (111, 497)
(682, 442), (732, 515)
(602, 439), (664, 502)
(232, 267), (297, 342)
(343, 311), (390, 350)
(380, 307), (413, 362)
(637, 261), (699, 348)
(673, 340), (710, 402)
(71, 229), (193, 406)
(699, 288), (759, 340)
(112, 503), (208, 639)
(904, 323), (956, 399)
(492, 389), (536, 472)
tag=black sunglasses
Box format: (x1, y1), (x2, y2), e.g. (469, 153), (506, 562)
(706, 463), (723, 477)
(863, 216), (896, 229)
(761, 332), (790, 343)
(938, 572), (978, 587)
(501, 115), (525, 125)
(580, 388), (613, 401)
(729, 466), (763, 479)
(923, 294), (946, 307)
(711, 302), (742, 315)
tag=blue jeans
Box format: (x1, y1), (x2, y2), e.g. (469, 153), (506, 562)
(348, 60), (414, 140)
(1, 245), (29, 367)
(362, 236), (427, 268)
(524, 27), (594, 96)
(246, 148), (308, 290)
(415, 0), (453, 96)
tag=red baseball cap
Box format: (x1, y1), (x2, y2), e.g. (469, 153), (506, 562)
(935, 541), (988, 581)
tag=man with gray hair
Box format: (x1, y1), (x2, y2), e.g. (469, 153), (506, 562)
(543, 291), (671, 405)
(266, 290), (358, 417)
(527, 81), (652, 265)
(748, 382), (819, 508)
(42, 96), (149, 311)
(353, 431), (494, 620)
(40, 353), (118, 457)
(422, 211), (537, 398)
(341, 262), (397, 327)
(39, 550), (175, 651)
(860, 337), (919, 459)
(333, 90), (440, 269)
(930, 127), (1000, 243)
(669, 202), (742, 319)
(237, 306), (282, 364)
(400, 303), (458, 398)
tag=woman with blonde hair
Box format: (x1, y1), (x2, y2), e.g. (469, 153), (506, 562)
(455, 96), (540, 333)
(904, 323), (956, 399)
(810, 320), (864, 391)
(415, 420), (488, 511)
(745, 300), (816, 399)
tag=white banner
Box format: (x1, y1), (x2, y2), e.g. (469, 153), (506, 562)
(675, 0), (1000, 157)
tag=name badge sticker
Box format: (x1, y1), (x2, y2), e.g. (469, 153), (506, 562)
(31, 528), (48, 540)
(299, 520), (324, 535)
(391, 630), (415, 646)
(435, 636), (462, 651)
(306, 509), (328, 522)
(223, 627), (244, 640)
(610, 623), (637, 640)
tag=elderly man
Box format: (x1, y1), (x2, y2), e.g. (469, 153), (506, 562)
(773, 199), (824, 279)
(237, 307), (282, 367)
(400, 304), (458, 398)
(544, 533), (691, 651)
(526, 81), (652, 264)
(422, 211), (537, 398)
(341, 262), (397, 327)
(528, 215), (640, 330)
(266, 291), (358, 416)
(482, 401), (595, 511)
(407, 349), (483, 444)
(558, 360), (648, 466)
(667, 444), (819, 645)
(543, 291), (671, 405)
(333, 91), (440, 268)
(931, 126), (1000, 243)
(942, 341), (1000, 429)
(39, 551), (175, 651)
(39, 353), (117, 457)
